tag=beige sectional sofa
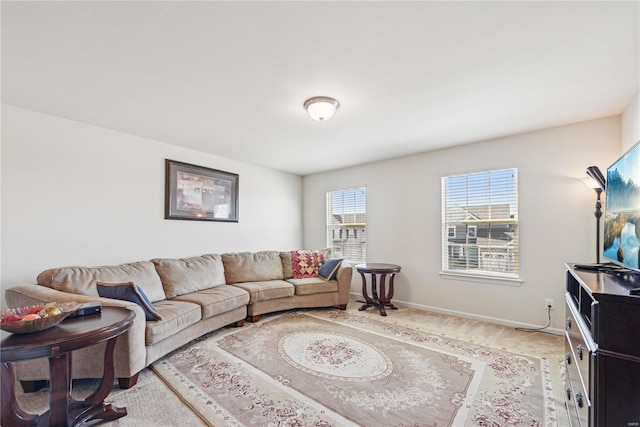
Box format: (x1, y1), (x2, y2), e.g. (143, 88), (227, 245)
(4, 250), (352, 390)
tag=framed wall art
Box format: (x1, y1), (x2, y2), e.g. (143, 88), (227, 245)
(165, 159), (239, 222)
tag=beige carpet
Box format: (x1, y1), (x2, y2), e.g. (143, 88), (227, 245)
(12, 302), (566, 426)
(12, 368), (204, 426)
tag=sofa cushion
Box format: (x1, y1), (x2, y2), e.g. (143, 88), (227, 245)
(228, 280), (294, 303)
(37, 261), (167, 303)
(96, 281), (162, 321)
(287, 277), (339, 296)
(292, 250), (325, 278)
(280, 251), (294, 279)
(151, 254), (226, 299)
(172, 285), (249, 320)
(144, 300), (201, 345)
(222, 251), (284, 284)
(318, 258), (344, 281)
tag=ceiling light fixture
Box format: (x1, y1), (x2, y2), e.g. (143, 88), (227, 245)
(303, 96), (339, 122)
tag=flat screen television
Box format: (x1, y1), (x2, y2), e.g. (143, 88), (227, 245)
(602, 141), (640, 272)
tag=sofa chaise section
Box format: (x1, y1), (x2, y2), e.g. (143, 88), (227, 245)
(222, 250), (352, 322)
(4, 255), (249, 390)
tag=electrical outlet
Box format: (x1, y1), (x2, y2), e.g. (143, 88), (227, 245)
(545, 299), (554, 310)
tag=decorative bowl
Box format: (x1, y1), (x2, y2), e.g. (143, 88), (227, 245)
(0, 302), (81, 334)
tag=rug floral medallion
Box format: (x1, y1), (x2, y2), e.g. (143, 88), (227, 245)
(152, 310), (558, 427)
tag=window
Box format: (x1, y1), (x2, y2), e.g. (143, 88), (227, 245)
(326, 187), (366, 264)
(441, 168), (519, 279)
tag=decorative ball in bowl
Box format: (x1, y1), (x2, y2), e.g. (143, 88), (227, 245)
(0, 302), (81, 334)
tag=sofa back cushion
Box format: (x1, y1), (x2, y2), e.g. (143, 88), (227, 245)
(37, 261), (167, 303)
(280, 252), (294, 279)
(222, 251), (284, 284)
(152, 254), (226, 299)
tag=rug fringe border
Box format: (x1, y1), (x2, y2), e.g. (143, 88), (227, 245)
(150, 364), (216, 427)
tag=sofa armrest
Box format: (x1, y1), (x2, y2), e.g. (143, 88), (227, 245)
(4, 284), (147, 378)
(335, 264), (353, 305)
(5, 284), (102, 308)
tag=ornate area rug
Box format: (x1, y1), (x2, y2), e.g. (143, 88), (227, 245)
(152, 310), (558, 426)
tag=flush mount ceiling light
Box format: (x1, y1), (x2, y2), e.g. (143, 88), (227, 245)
(303, 96), (339, 122)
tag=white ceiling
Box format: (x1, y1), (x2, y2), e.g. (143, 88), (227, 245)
(2, 1), (638, 175)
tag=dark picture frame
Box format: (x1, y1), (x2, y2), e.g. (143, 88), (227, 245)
(165, 159), (239, 222)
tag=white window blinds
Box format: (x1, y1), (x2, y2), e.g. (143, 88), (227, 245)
(326, 187), (366, 264)
(442, 168), (519, 278)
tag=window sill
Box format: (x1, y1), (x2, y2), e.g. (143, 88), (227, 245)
(439, 271), (523, 286)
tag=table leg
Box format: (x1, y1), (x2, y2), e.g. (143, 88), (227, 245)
(371, 274), (379, 301)
(39, 337), (127, 427)
(73, 337), (127, 425)
(358, 271), (373, 311)
(378, 274), (387, 316)
(1, 362), (39, 427)
(84, 338), (116, 404)
(386, 273), (398, 310)
(48, 348), (71, 426)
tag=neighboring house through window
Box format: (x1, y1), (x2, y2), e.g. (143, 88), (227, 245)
(441, 168), (519, 279)
(326, 187), (366, 264)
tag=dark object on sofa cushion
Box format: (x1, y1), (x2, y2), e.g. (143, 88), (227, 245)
(96, 281), (162, 321)
(318, 258), (344, 281)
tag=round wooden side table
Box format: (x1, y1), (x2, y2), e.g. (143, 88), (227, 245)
(355, 263), (401, 316)
(0, 306), (134, 427)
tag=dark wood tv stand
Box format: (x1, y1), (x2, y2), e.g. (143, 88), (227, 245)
(564, 264), (640, 427)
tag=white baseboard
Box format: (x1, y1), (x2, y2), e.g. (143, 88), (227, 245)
(349, 292), (564, 336)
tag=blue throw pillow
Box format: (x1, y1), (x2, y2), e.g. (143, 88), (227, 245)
(318, 258), (344, 281)
(96, 281), (162, 321)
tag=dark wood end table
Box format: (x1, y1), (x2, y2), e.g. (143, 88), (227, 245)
(1, 306), (134, 427)
(355, 263), (401, 316)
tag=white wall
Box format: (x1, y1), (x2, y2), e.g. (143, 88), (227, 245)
(1, 105), (303, 288)
(622, 91), (639, 151)
(303, 116), (621, 330)
(2, 104), (629, 327)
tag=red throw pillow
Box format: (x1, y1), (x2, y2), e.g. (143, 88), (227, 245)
(291, 250), (325, 278)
